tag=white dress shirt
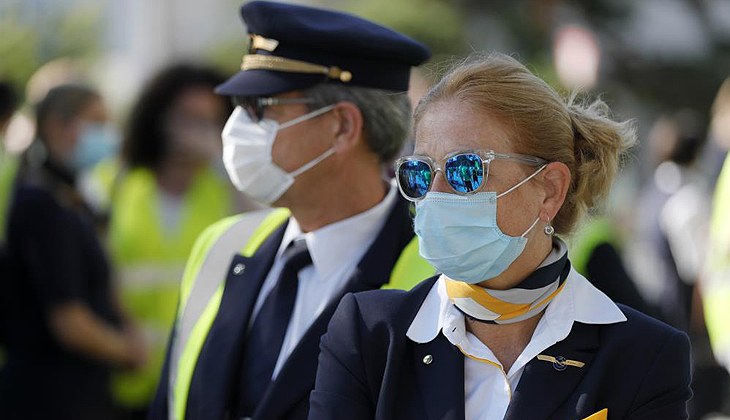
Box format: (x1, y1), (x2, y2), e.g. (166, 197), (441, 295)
(251, 181), (398, 378)
(406, 243), (627, 420)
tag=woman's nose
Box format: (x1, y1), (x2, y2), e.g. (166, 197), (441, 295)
(431, 171), (451, 193)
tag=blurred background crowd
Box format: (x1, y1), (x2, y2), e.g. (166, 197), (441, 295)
(0, 0), (729, 419)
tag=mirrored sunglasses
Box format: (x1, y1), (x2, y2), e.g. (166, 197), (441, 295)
(395, 150), (547, 201)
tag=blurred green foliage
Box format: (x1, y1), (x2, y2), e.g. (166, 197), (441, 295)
(345, 0), (467, 61)
(0, 2), (103, 100)
(0, 12), (39, 93)
(205, 0), (249, 77)
(207, 38), (249, 79)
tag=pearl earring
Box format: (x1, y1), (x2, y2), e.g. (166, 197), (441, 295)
(544, 215), (554, 236)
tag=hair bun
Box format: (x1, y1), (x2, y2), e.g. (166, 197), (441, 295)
(565, 96), (636, 212)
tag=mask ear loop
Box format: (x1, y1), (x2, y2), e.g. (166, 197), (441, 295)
(289, 148), (336, 177)
(520, 217), (541, 238)
(496, 164), (548, 198)
(282, 104), (338, 178)
(500, 163), (548, 238)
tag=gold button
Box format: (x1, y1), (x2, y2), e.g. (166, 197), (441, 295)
(422, 354), (433, 365)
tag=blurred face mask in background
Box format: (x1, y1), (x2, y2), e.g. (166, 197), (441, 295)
(70, 122), (120, 172)
(221, 104), (334, 205)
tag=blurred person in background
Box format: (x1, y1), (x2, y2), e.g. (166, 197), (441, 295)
(633, 110), (728, 420)
(0, 84), (145, 420)
(701, 77), (730, 417)
(635, 110), (710, 332)
(89, 64), (245, 419)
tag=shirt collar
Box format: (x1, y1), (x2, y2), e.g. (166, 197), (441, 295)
(279, 180), (398, 281)
(407, 255), (627, 345)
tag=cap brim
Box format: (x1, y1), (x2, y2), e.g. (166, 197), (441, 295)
(214, 69), (328, 96)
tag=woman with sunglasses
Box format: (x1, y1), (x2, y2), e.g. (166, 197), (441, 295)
(308, 53), (691, 420)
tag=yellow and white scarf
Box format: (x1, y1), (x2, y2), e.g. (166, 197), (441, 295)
(445, 239), (570, 324)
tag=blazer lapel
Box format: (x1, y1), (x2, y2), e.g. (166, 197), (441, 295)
(254, 196), (417, 420)
(503, 322), (599, 420)
(412, 333), (466, 420)
(187, 221), (287, 420)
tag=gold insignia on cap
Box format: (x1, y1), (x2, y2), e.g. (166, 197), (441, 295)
(249, 34), (279, 52)
(241, 54), (353, 83)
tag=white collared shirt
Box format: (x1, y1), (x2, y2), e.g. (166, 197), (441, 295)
(251, 181), (398, 378)
(406, 247), (627, 420)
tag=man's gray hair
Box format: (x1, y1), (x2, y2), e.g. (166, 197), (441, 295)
(304, 83), (412, 163)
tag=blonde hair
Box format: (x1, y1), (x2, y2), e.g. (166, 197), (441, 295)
(415, 53), (636, 235)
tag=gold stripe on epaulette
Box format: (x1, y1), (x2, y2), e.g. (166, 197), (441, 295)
(241, 54), (352, 83)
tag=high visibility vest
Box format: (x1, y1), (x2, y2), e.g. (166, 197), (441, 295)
(168, 208), (433, 420)
(703, 153), (730, 369)
(97, 162), (234, 408)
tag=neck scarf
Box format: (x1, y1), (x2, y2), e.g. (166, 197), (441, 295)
(445, 239), (571, 324)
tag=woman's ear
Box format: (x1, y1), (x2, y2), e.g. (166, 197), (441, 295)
(540, 161), (571, 221)
(330, 102), (363, 153)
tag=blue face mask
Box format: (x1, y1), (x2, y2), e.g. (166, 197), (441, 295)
(71, 123), (120, 171)
(414, 165), (545, 284)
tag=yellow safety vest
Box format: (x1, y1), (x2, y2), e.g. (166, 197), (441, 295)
(169, 208), (433, 420)
(704, 153), (730, 367)
(98, 162), (234, 408)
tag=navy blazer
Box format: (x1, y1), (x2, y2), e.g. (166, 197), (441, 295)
(309, 276), (692, 420)
(149, 196), (419, 420)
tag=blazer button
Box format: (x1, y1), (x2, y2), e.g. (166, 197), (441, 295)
(553, 356), (567, 371)
(423, 354), (433, 365)
(233, 263), (246, 275)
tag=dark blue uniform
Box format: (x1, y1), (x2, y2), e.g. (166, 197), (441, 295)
(310, 276), (692, 420)
(149, 197), (422, 420)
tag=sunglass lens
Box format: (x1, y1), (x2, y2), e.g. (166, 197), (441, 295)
(445, 154), (483, 193)
(398, 160), (432, 199)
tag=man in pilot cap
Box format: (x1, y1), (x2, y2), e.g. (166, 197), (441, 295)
(148, 2), (432, 420)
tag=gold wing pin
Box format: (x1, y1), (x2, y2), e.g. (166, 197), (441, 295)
(536, 354), (585, 370)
